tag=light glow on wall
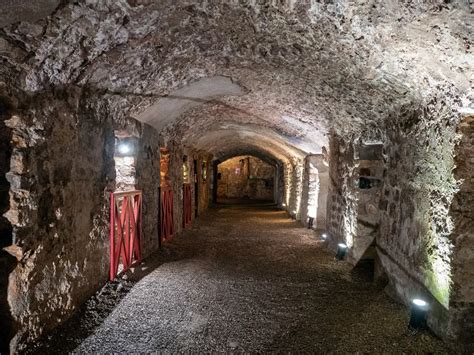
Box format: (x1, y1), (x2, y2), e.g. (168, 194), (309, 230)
(306, 162), (319, 219)
(294, 163), (304, 216)
(343, 207), (356, 248)
(425, 245), (453, 308)
(423, 192), (456, 308)
(285, 164), (292, 207)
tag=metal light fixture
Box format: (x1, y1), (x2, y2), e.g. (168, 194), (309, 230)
(409, 298), (429, 330)
(321, 233), (328, 241)
(336, 243), (348, 260)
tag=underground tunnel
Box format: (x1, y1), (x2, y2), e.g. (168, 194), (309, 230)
(0, 0), (473, 353)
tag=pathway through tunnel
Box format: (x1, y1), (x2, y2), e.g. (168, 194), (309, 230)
(34, 203), (448, 353)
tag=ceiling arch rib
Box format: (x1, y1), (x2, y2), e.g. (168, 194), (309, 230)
(190, 128), (306, 164)
(216, 150), (281, 168)
(134, 76), (247, 131)
(133, 76), (328, 162)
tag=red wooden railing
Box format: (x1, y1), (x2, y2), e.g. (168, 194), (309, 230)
(109, 190), (142, 281)
(160, 187), (174, 243)
(183, 183), (192, 228)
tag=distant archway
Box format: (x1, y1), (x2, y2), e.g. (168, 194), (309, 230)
(216, 155), (276, 204)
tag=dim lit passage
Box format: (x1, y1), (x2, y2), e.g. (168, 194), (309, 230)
(0, 1), (472, 354)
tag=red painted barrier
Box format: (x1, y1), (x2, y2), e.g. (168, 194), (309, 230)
(109, 190), (142, 281)
(183, 183), (192, 228)
(160, 188), (174, 243)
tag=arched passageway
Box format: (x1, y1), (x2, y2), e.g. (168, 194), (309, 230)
(215, 155), (276, 203)
(0, 1), (472, 353)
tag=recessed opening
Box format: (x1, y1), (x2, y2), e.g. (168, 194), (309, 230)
(217, 155), (275, 203)
(160, 148), (174, 242)
(183, 155), (190, 184)
(183, 155), (192, 228)
(114, 134), (137, 192)
(358, 176), (381, 189)
(351, 259), (375, 282)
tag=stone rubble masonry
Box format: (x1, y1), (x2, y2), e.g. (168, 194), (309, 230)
(135, 123), (161, 257)
(114, 156), (136, 192)
(449, 114), (474, 346)
(326, 91), (473, 346)
(217, 155), (275, 201)
(3, 89), (116, 352)
(377, 93), (463, 341)
(288, 158), (304, 218)
(0, 88), (214, 352)
(275, 163), (285, 207)
(0, 97), (15, 354)
(0, 0), (471, 350)
(299, 154), (329, 231)
(326, 133), (358, 253)
(194, 152), (213, 218)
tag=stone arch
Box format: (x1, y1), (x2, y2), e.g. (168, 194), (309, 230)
(215, 155), (277, 202)
(134, 76), (247, 131)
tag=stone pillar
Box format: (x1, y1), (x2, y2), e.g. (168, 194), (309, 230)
(299, 154), (328, 230)
(289, 159), (304, 219)
(312, 155), (329, 231)
(282, 162), (292, 209)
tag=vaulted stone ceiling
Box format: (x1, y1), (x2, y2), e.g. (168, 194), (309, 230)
(0, 0), (472, 163)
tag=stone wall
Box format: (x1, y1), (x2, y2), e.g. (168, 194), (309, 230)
(275, 164), (284, 206)
(0, 98), (15, 353)
(114, 156), (136, 191)
(195, 153), (212, 216)
(217, 156), (274, 201)
(168, 142), (185, 236)
(315, 96), (473, 345)
(135, 125), (161, 257)
(282, 162), (292, 208)
(316, 160), (329, 232)
(326, 134), (358, 252)
(351, 146), (383, 264)
(288, 159), (304, 218)
(449, 114), (474, 346)
(3, 89), (115, 351)
(376, 98), (462, 338)
(299, 154), (329, 231)
(0, 89), (216, 352)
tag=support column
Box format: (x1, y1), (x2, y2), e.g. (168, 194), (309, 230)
(312, 155), (329, 231)
(299, 154), (328, 230)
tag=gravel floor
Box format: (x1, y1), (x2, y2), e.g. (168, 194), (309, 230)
(30, 203), (452, 353)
